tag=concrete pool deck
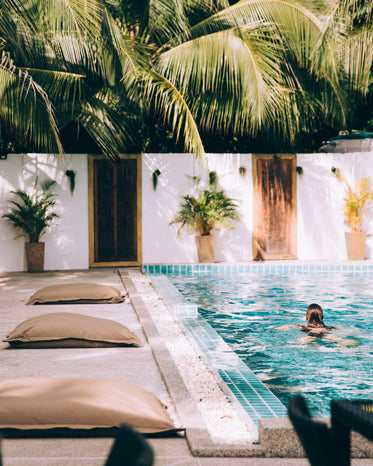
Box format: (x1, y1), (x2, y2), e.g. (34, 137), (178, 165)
(0, 267), (372, 465)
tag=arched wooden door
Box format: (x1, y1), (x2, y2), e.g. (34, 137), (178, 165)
(252, 154), (297, 260)
(89, 155), (142, 267)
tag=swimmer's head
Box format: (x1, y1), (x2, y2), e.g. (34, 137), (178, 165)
(306, 303), (325, 328)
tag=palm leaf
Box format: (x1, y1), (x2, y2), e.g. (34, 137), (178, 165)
(0, 52), (63, 154)
(139, 69), (205, 157)
(78, 93), (136, 159)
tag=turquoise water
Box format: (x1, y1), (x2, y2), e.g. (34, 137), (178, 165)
(169, 272), (373, 416)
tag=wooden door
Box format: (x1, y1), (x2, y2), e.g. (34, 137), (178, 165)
(89, 156), (142, 266)
(252, 154), (297, 260)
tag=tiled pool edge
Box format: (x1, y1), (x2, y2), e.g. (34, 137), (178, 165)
(143, 261), (373, 276)
(148, 274), (287, 434)
(120, 271), (266, 457)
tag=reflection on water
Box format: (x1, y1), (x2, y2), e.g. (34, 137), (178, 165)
(170, 273), (373, 416)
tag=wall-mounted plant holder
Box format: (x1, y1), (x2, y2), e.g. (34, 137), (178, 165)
(152, 169), (161, 191)
(239, 166), (247, 177)
(331, 166), (341, 177)
(65, 169), (76, 195)
(209, 170), (217, 186)
(296, 166), (304, 176)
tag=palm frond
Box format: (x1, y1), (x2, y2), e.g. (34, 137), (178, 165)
(0, 52), (63, 154)
(340, 28), (373, 96)
(78, 93), (136, 159)
(38, 0), (104, 37)
(139, 69), (205, 158)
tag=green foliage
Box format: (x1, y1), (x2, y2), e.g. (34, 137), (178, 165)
(0, 0), (354, 158)
(2, 178), (59, 242)
(170, 172), (239, 236)
(332, 168), (373, 232)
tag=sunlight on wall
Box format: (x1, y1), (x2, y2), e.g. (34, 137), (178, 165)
(1, 152), (373, 272)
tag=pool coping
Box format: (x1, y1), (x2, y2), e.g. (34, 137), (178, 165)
(121, 268), (373, 458)
(120, 271), (265, 457)
(148, 274), (287, 429)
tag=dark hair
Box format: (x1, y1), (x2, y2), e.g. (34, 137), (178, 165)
(306, 303), (325, 328)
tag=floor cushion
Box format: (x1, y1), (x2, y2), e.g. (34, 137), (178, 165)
(0, 377), (179, 433)
(3, 312), (141, 348)
(26, 283), (125, 305)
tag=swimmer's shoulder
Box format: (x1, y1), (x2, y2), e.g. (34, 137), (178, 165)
(303, 325), (337, 335)
(274, 324), (302, 330)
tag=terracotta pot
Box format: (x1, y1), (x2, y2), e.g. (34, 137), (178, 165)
(344, 232), (366, 260)
(25, 242), (45, 272)
(195, 235), (214, 263)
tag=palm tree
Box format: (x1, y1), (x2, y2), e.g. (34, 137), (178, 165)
(0, 0), (134, 158)
(108, 0), (348, 155)
(311, 0), (373, 134)
(0, 0), (349, 158)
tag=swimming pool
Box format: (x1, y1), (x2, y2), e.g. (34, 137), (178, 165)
(146, 264), (373, 419)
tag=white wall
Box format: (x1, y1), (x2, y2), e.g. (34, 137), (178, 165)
(297, 153), (373, 260)
(0, 154), (89, 272)
(143, 152), (373, 263)
(1, 152), (373, 271)
(142, 153), (253, 263)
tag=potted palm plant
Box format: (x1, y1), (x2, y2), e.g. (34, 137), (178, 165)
(170, 171), (239, 262)
(332, 167), (373, 260)
(2, 178), (59, 272)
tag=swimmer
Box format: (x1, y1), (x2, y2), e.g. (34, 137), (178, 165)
(275, 303), (334, 333)
(275, 303), (358, 347)
(303, 303), (336, 334)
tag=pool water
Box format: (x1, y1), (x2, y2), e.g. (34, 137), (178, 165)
(169, 272), (373, 416)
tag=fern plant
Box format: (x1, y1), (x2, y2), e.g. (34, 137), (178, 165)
(170, 171), (239, 236)
(2, 178), (59, 242)
(332, 168), (373, 232)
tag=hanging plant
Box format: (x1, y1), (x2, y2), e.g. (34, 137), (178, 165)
(152, 169), (161, 191)
(208, 170), (217, 187)
(65, 170), (76, 195)
(238, 166), (247, 177)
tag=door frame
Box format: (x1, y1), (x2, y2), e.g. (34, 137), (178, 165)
(252, 154), (297, 260)
(88, 154), (142, 267)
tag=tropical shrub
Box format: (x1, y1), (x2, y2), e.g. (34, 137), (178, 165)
(332, 167), (373, 232)
(170, 171), (239, 236)
(2, 178), (59, 242)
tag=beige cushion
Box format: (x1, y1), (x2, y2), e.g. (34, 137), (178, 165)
(0, 377), (179, 433)
(3, 312), (141, 348)
(26, 283), (125, 305)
